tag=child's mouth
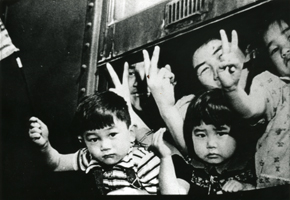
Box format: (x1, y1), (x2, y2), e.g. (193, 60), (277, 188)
(103, 154), (115, 159)
(207, 153), (220, 159)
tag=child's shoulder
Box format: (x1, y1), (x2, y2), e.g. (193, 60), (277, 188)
(254, 71), (284, 87)
(132, 146), (160, 167)
(132, 146), (154, 158)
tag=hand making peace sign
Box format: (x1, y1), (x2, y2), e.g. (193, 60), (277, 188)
(106, 62), (131, 106)
(142, 46), (176, 108)
(217, 30), (244, 92)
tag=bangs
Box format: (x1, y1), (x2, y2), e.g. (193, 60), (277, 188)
(192, 99), (233, 127)
(74, 91), (131, 135)
(79, 110), (115, 132)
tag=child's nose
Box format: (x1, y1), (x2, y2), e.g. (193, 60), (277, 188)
(281, 47), (290, 58)
(100, 139), (111, 151)
(207, 136), (217, 148)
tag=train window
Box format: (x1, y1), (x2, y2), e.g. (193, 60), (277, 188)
(109, 0), (168, 22)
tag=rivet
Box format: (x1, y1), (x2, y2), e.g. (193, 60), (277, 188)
(86, 22), (92, 28)
(88, 2), (94, 8)
(81, 64), (87, 69)
(85, 43), (90, 48)
(80, 88), (86, 93)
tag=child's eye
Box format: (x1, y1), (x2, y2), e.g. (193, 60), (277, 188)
(198, 67), (210, 76)
(216, 131), (228, 136)
(88, 138), (99, 142)
(109, 132), (118, 138)
(128, 70), (136, 77)
(195, 132), (206, 138)
(270, 47), (279, 56)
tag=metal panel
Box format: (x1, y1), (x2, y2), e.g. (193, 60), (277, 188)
(97, 0), (268, 63)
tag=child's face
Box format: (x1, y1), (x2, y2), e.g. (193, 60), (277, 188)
(128, 63), (150, 111)
(82, 118), (135, 166)
(264, 20), (290, 77)
(192, 121), (236, 165)
(193, 40), (223, 90)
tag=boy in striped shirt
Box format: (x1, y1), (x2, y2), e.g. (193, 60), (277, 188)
(29, 91), (161, 195)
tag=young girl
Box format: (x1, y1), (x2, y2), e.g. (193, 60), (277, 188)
(217, 17), (289, 188)
(150, 89), (256, 195)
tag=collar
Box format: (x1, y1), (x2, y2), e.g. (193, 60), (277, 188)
(280, 76), (290, 83)
(189, 154), (250, 175)
(85, 147), (135, 174)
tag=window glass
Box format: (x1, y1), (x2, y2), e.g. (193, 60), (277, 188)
(113, 0), (167, 21)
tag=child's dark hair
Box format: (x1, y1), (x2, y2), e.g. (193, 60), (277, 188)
(254, 7), (290, 76)
(183, 89), (249, 160)
(74, 91), (131, 135)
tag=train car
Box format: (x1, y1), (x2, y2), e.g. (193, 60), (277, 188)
(1, 0), (289, 199)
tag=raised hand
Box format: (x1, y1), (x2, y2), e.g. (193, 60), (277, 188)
(143, 46), (176, 108)
(217, 30), (244, 92)
(148, 128), (171, 158)
(28, 116), (49, 148)
(106, 62), (131, 105)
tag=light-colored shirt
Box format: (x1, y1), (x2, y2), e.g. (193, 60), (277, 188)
(73, 146), (160, 194)
(251, 71), (290, 188)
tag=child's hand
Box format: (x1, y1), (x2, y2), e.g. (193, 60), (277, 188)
(217, 30), (244, 92)
(143, 46), (176, 109)
(148, 128), (171, 158)
(106, 62), (131, 106)
(107, 187), (149, 195)
(222, 179), (244, 192)
(28, 117), (49, 148)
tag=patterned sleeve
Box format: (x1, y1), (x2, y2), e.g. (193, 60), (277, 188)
(72, 148), (91, 172)
(172, 154), (192, 183)
(250, 71), (282, 122)
(135, 148), (160, 194)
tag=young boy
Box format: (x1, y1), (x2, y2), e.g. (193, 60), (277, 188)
(217, 25), (289, 188)
(29, 91), (161, 195)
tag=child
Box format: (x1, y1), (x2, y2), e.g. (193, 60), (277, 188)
(217, 24), (289, 188)
(143, 41), (252, 157)
(150, 89), (256, 195)
(29, 91), (161, 195)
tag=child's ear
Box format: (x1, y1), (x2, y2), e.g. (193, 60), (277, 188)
(129, 124), (137, 143)
(77, 136), (83, 143)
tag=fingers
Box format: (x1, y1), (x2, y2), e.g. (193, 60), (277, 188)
(222, 180), (242, 193)
(231, 30), (238, 50)
(151, 46), (160, 70)
(143, 49), (150, 76)
(151, 128), (166, 148)
(122, 62), (129, 90)
(220, 29), (230, 54)
(29, 121), (42, 140)
(29, 116), (38, 123)
(106, 63), (121, 87)
(164, 64), (172, 72)
(142, 46), (161, 80)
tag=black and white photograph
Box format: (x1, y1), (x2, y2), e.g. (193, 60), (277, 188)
(1, 0), (289, 199)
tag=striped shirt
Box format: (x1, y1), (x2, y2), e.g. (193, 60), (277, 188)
(73, 146), (160, 194)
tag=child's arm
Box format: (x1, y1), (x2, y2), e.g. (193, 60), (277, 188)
(143, 46), (187, 156)
(217, 30), (267, 119)
(150, 128), (190, 194)
(222, 180), (255, 192)
(29, 117), (76, 171)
